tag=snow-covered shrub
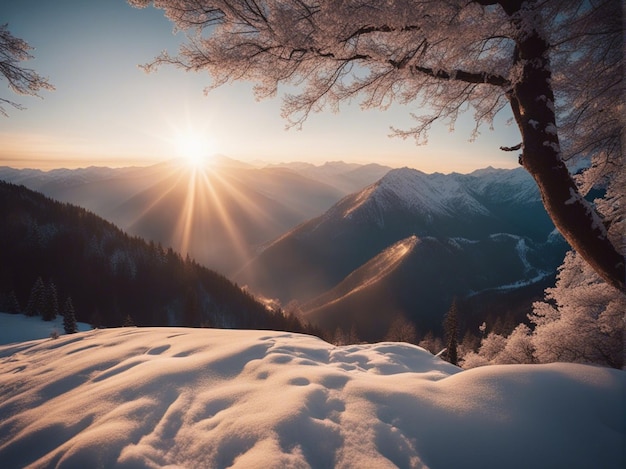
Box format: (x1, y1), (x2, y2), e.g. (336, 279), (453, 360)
(530, 252), (624, 368)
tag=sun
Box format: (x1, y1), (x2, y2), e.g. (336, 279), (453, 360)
(174, 132), (216, 169)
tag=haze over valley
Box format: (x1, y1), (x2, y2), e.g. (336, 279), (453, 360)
(0, 158), (390, 276)
(1, 159), (568, 343)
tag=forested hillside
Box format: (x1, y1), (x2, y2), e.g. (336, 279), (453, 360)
(0, 181), (313, 334)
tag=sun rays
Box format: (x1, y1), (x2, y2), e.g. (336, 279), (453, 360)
(119, 113), (286, 275)
(169, 162), (276, 275)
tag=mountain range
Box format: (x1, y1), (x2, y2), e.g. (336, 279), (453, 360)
(0, 158), (391, 275)
(1, 160), (569, 340)
(236, 166), (568, 339)
(0, 180), (315, 334)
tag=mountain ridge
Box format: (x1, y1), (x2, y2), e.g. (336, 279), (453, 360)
(237, 166), (558, 303)
(0, 180), (315, 334)
(0, 159), (389, 274)
(236, 166), (567, 339)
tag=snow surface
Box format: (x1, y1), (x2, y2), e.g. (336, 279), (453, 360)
(372, 169), (491, 217)
(0, 313), (91, 345)
(340, 167), (540, 223)
(0, 319), (623, 468)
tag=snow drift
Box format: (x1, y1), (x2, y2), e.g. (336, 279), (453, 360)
(0, 327), (623, 468)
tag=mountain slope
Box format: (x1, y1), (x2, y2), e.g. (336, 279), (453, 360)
(301, 235), (563, 341)
(0, 160), (351, 274)
(0, 181), (311, 333)
(236, 167), (561, 303)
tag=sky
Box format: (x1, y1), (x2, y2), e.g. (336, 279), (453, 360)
(0, 0), (521, 173)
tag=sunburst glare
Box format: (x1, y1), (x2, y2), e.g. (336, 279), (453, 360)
(122, 120), (278, 275)
(174, 131), (216, 169)
(172, 166), (254, 274)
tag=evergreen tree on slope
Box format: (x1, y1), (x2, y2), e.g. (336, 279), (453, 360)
(62, 297), (78, 334)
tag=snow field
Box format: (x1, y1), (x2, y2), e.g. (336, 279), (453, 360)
(0, 326), (623, 468)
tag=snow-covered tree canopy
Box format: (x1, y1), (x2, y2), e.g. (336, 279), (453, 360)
(129, 0), (625, 291)
(0, 24), (54, 116)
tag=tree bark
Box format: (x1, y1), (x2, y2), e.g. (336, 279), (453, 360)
(506, 5), (625, 292)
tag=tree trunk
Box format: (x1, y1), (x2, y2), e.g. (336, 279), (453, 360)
(507, 8), (625, 292)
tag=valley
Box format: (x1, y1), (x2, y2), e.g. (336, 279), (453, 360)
(0, 160), (568, 342)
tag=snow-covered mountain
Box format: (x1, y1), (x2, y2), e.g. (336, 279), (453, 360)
(236, 166), (563, 304)
(0, 165), (142, 191)
(0, 324), (623, 468)
(329, 166), (548, 238)
(342, 168), (491, 220)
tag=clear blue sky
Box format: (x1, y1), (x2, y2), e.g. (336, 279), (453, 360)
(0, 0), (521, 172)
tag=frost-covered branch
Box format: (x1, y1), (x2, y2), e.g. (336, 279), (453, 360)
(406, 65), (510, 87)
(0, 24), (54, 116)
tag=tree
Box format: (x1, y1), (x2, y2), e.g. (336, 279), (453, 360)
(90, 308), (103, 329)
(384, 314), (417, 344)
(418, 331), (444, 356)
(496, 324), (536, 365)
(183, 287), (202, 327)
(332, 327), (346, 346)
(462, 251), (624, 369)
(0, 290), (21, 314)
(24, 277), (45, 317)
(62, 297), (78, 334)
(458, 329), (481, 359)
(530, 251), (624, 369)
(129, 0), (624, 291)
(0, 24), (53, 116)
(443, 300), (459, 365)
(122, 314), (135, 327)
(42, 280), (59, 321)
(461, 331), (507, 368)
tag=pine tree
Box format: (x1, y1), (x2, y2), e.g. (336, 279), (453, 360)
(0, 290), (21, 314)
(183, 287), (201, 327)
(62, 297), (77, 334)
(89, 308), (102, 329)
(7, 290), (21, 313)
(42, 280), (59, 321)
(25, 277), (45, 317)
(443, 300), (459, 366)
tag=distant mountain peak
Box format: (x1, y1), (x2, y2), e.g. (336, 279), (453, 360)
(343, 167), (491, 220)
